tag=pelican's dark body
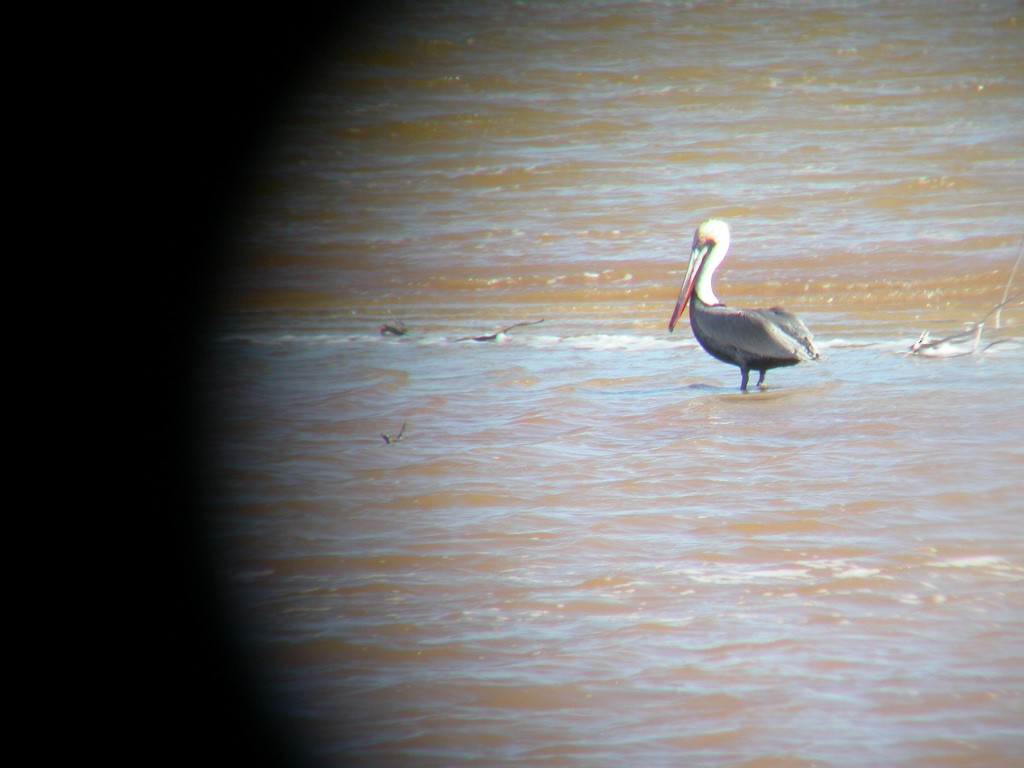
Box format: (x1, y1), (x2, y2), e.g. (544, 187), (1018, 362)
(689, 296), (818, 391)
(668, 219), (819, 391)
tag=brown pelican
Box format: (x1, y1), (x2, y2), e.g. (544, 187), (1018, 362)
(668, 219), (819, 391)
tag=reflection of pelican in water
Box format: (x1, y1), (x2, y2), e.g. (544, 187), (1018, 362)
(668, 219), (819, 391)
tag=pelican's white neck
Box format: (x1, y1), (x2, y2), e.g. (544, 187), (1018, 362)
(693, 226), (729, 306)
(694, 259), (720, 305)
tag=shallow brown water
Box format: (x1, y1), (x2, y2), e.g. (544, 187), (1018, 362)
(201, 2), (1024, 766)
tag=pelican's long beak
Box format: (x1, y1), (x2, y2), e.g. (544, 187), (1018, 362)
(668, 242), (709, 332)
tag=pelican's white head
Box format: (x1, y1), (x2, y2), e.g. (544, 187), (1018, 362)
(692, 219), (730, 260)
(668, 219), (731, 332)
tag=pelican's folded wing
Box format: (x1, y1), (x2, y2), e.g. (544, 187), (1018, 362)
(693, 304), (816, 365)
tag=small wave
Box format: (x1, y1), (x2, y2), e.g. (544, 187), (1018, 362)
(217, 332), (374, 346)
(668, 558), (889, 587)
(926, 555), (1024, 579)
(548, 334), (686, 352)
(679, 566), (812, 585)
(218, 331), (1020, 362)
(818, 338), (879, 349)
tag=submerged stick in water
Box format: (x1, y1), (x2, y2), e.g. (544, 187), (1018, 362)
(912, 237), (1023, 354)
(381, 421), (407, 444)
(910, 291), (1023, 356)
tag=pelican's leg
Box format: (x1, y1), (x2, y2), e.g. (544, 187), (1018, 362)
(739, 367), (750, 392)
(756, 370), (766, 388)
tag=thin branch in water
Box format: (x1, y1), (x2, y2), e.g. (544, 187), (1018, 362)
(978, 290), (1024, 325)
(455, 318), (545, 342)
(995, 235), (1023, 329)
